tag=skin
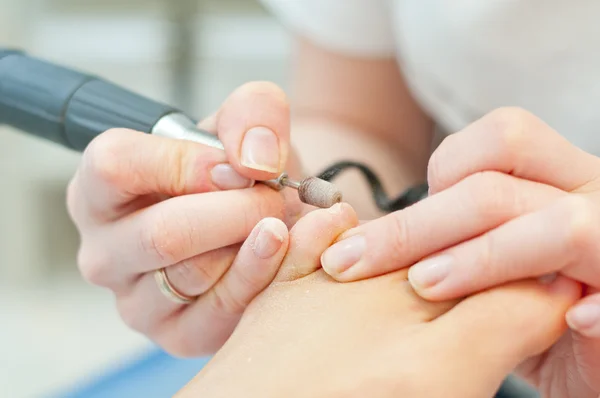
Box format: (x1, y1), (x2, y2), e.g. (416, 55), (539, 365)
(320, 108), (600, 397)
(175, 204), (581, 398)
(66, 26), (598, 397)
(66, 36), (432, 357)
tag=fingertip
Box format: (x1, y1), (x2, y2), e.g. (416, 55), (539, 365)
(320, 225), (365, 281)
(275, 203), (358, 282)
(321, 236), (365, 278)
(566, 295), (600, 338)
(250, 218), (289, 260)
(214, 218), (289, 309)
(293, 203), (359, 240)
(329, 202), (359, 224)
(196, 113), (218, 133)
(216, 82), (290, 180)
(210, 163), (255, 191)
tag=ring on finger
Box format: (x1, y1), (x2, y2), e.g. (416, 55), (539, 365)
(154, 267), (196, 305)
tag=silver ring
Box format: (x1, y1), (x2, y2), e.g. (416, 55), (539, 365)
(154, 268), (195, 304)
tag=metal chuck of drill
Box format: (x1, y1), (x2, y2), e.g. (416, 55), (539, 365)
(0, 49), (342, 209)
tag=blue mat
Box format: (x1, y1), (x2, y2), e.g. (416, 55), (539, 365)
(52, 349), (536, 398)
(53, 350), (210, 398)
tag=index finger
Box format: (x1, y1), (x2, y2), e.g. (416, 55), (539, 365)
(428, 107), (600, 195)
(71, 128), (253, 222)
(321, 172), (565, 282)
(83, 185), (287, 283)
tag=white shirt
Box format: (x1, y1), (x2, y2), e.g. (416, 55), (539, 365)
(261, 0), (600, 155)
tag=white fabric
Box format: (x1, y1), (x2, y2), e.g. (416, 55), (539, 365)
(262, 0), (397, 57)
(261, 0), (600, 155)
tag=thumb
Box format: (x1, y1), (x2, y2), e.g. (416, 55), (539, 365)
(216, 81), (291, 181)
(432, 276), (581, 385)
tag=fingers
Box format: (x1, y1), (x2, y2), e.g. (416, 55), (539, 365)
(115, 246), (240, 335)
(144, 204), (356, 355)
(209, 218), (288, 315)
(153, 218), (289, 357)
(428, 107), (600, 195)
(167, 245), (240, 297)
(216, 82), (291, 180)
(77, 186), (285, 285)
(564, 292), (600, 392)
(407, 195), (600, 300)
(321, 172), (565, 282)
(70, 80), (290, 224)
(276, 203), (359, 282)
(433, 276), (581, 374)
(567, 292), (600, 338)
(71, 128), (252, 222)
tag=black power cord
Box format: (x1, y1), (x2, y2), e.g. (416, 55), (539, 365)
(316, 160), (538, 398)
(316, 160), (429, 212)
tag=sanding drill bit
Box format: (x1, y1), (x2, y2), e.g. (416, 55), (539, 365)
(0, 49), (342, 208)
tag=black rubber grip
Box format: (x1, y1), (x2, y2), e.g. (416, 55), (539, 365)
(65, 80), (178, 151)
(0, 49), (178, 151)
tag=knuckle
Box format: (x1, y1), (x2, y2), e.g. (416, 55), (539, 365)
(476, 232), (503, 282)
(160, 142), (192, 194)
(562, 196), (597, 252)
(428, 133), (460, 188)
(426, 149), (443, 189)
(145, 140), (206, 195)
(77, 245), (111, 286)
(489, 106), (534, 123)
(429, 126), (499, 192)
(462, 171), (520, 218)
(168, 329), (203, 357)
(385, 212), (413, 264)
(208, 287), (247, 317)
(242, 192), (276, 233)
(160, 340), (193, 358)
(139, 215), (183, 264)
(65, 176), (81, 222)
(83, 129), (135, 186)
(115, 299), (145, 333)
(239, 81), (288, 102)
(487, 107), (535, 158)
(427, 133), (460, 178)
(229, 260), (261, 294)
(159, 331), (221, 358)
(170, 257), (216, 294)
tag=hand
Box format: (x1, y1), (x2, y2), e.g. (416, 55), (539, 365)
(67, 82), (309, 357)
(320, 107), (600, 397)
(176, 203), (580, 398)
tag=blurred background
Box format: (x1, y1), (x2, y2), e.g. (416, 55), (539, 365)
(0, 0), (290, 396)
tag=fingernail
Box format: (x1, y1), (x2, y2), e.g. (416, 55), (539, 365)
(241, 126), (280, 172)
(321, 235), (366, 274)
(567, 304), (600, 336)
(328, 203), (344, 215)
(408, 255), (453, 291)
(211, 164), (254, 190)
(253, 220), (285, 259)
